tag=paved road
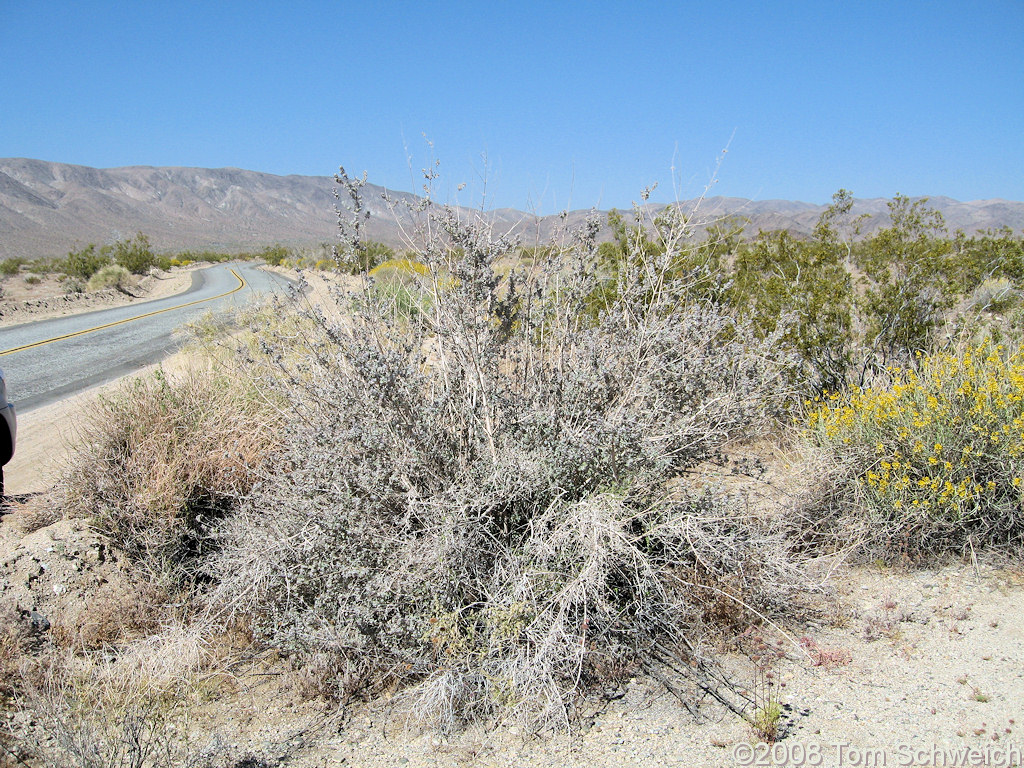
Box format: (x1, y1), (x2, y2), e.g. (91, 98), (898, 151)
(0, 262), (294, 413)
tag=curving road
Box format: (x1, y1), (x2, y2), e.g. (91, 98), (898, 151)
(0, 262), (294, 413)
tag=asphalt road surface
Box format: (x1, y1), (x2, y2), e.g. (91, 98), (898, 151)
(0, 262), (294, 413)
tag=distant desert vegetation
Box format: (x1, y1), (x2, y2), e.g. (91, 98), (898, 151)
(1, 158), (1022, 260)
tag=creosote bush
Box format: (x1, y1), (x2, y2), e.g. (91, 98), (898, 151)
(113, 232), (156, 275)
(210, 169), (811, 729)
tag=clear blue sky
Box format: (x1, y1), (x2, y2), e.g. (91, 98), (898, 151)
(2, 1), (1021, 211)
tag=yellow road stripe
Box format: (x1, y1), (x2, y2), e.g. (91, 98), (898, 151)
(0, 268), (247, 357)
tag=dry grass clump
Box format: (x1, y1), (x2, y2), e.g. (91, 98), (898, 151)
(21, 649), (234, 768)
(209, 171), (813, 730)
(86, 264), (133, 292)
(0, 602), (52, 767)
(9, 611), (266, 768)
(52, 580), (171, 652)
(0, 602), (34, 708)
(0, 493), (64, 535)
(58, 365), (281, 582)
(970, 277), (1018, 313)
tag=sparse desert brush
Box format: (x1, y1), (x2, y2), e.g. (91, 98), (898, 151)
(0, 602), (33, 707)
(53, 579), (171, 651)
(807, 340), (1024, 556)
(58, 365), (282, 582)
(210, 168), (812, 730)
(0, 257), (22, 277)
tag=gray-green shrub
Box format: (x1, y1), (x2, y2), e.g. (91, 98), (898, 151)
(211, 169), (809, 729)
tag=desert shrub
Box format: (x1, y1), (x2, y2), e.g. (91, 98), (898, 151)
(210, 170), (807, 729)
(731, 230), (853, 394)
(23, 274), (41, 285)
(63, 278), (85, 295)
(584, 205), (730, 317)
(947, 227), (1024, 294)
(347, 240), (394, 274)
(0, 258), (22, 277)
(87, 264), (132, 292)
(178, 250), (237, 265)
(54, 580), (170, 652)
(27, 256), (64, 274)
(367, 257), (432, 318)
(807, 341), (1024, 557)
(855, 196), (955, 364)
(0, 603), (34, 708)
(368, 257), (429, 279)
(258, 245), (290, 267)
(59, 367), (281, 582)
(113, 232), (156, 274)
(64, 243), (110, 280)
(22, 654), (243, 768)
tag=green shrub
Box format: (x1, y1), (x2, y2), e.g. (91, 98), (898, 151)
(113, 233), (156, 274)
(351, 240), (394, 273)
(64, 244), (110, 280)
(0, 258), (22, 277)
(258, 245), (290, 267)
(731, 230), (853, 393)
(948, 227), (1024, 294)
(855, 196), (954, 363)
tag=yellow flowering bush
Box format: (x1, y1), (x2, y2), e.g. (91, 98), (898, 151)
(807, 342), (1024, 554)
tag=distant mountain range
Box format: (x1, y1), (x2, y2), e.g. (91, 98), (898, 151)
(1, 158), (1022, 260)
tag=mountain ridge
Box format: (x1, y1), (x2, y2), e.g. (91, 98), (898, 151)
(1, 158), (1022, 260)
